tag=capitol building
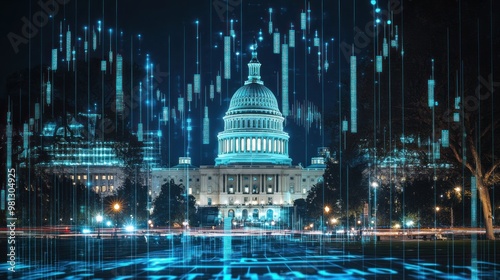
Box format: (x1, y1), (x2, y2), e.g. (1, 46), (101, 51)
(151, 45), (327, 224)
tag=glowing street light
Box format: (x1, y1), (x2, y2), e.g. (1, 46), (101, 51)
(112, 203), (121, 237)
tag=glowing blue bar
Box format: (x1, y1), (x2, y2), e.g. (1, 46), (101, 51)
(46, 81), (51, 105)
(92, 29), (97, 51)
(216, 74), (222, 93)
(383, 38), (388, 58)
(282, 43), (289, 117)
(428, 79), (435, 107)
(441, 130), (449, 147)
(23, 123), (28, 157)
(224, 36), (231, 79)
(194, 74), (201, 94)
(433, 142), (440, 160)
(301, 12), (306, 30)
(116, 54), (123, 113)
(376, 55), (382, 73)
(101, 60), (107, 72)
(162, 107), (168, 124)
(203, 106), (209, 144)
(273, 32), (280, 54)
(66, 29), (71, 63)
(453, 112), (460, 122)
(454, 96), (460, 109)
(178, 97), (184, 113)
(51, 49), (58, 70)
(471, 177), (477, 227)
(137, 123), (143, 142)
(289, 29), (295, 48)
(314, 30), (319, 47)
(210, 83), (215, 100)
(342, 120), (348, 132)
(350, 55), (357, 133)
(187, 83), (193, 102)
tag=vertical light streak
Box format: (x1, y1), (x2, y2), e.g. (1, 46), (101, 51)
(46, 80), (52, 105)
(383, 37), (388, 58)
(301, 11), (306, 31)
(216, 72), (222, 93)
(289, 24), (295, 48)
(23, 123), (29, 158)
(268, 8), (273, 35)
(51, 49), (58, 70)
(66, 26), (71, 70)
(441, 130), (449, 147)
(84, 26), (88, 60)
(350, 54), (357, 133)
(92, 27), (97, 51)
(428, 79), (435, 107)
(194, 74), (201, 94)
(210, 82), (215, 101)
(163, 106), (169, 125)
(313, 30), (319, 47)
(376, 55), (382, 73)
(116, 54), (123, 113)
(224, 36), (231, 79)
(282, 43), (289, 117)
(273, 32), (280, 54)
(203, 106), (210, 144)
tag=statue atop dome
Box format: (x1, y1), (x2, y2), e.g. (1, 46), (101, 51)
(245, 39), (263, 85)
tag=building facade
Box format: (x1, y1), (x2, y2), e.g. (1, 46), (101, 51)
(151, 45), (327, 224)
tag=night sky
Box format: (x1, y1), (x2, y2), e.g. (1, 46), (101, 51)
(1, 0), (498, 166)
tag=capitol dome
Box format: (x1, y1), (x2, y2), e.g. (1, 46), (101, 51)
(227, 83), (281, 116)
(215, 43), (292, 166)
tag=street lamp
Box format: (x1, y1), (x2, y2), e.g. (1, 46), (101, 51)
(323, 206), (330, 232)
(113, 203), (121, 237)
(96, 214), (103, 239)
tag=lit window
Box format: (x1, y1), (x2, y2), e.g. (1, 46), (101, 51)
(302, 188), (306, 194)
(189, 187), (192, 195)
(110, 186), (114, 191)
(102, 175), (106, 180)
(228, 185), (235, 194)
(267, 185), (273, 194)
(252, 185), (259, 194)
(243, 185), (249, 194)
(83, 175), (87, 180)
(71, 175), (74, 180)
(77, 175), (81, 180)
(95, 175), (99, 180)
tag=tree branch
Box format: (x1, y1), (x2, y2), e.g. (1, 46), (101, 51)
(485, 160), (500, 185)
(449, 142), (474, 174)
